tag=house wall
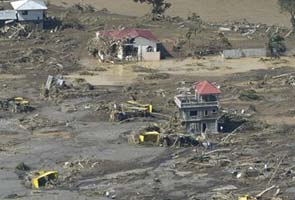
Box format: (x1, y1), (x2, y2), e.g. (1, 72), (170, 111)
(17, 10), (44, 21)
(180, 106), (219, 134)
(0, 10), (17, 20)
(180, 106), (218, 122)
(118, 46), (124, 60)
(223, 48), (267, 59)
(203, 120), (218, 134)
(185, 120), (218, 134)
(134, 37), (158, 60)
(142, 52), (160, 61)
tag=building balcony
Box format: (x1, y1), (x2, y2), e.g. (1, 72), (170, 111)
(180, 114), (218, 122)
(174, 95), (218, 109)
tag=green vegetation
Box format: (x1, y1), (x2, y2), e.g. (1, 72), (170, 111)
(133, 0), (171, 20)
(278, 0), (295, 31)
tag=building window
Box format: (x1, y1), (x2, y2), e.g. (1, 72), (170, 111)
(147, 46), (153, 52)
(212, 109), (217, 114)
(22, 11), (28, 15)
(190, 110), (198, 116)
(204, 110), (208, 116)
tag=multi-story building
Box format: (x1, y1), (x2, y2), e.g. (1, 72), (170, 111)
(174, 81), (221, 134)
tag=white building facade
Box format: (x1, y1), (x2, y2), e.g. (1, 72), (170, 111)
(97, 29), (161, 61)
(10, 0), (47, 23)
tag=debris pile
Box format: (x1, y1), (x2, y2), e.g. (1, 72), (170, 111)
(173, 31), (232, 57)
(19, 114), (66, 131)
(213, 20), (290, 40)
(68, 3), (96, 13)
(42, 75), (96, 99)
(286, 75), (295, 86)
(0, 23), (35, 39)
(87, 36), (122, 63)
(239, 89), (261, 101)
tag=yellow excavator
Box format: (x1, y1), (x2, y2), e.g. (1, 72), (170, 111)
(0, 97), (31, 113)
(110, 100), (153, 122)
(10, 97), (31, 113)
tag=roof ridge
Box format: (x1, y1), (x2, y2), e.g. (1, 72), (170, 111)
(11, 0), (47, 10)
(195, 80), (221, 95)
(17, 0), (28, 9)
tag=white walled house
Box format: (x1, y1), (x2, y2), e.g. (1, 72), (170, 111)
(10, 0), (47, 23)
(96, 28), (161, 61)
(0, 10), (17, 26)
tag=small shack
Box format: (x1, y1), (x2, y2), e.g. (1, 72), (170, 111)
(11, 0), (47, 21)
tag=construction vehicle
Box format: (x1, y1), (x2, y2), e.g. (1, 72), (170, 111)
(0, 97), (32, 113)
(238, 195), (256, 200)
(110, 100), (153, 122)
(139, 131), (160, 144)
(31, 171), (58, 189)
(126, 100), (152, 113)
(128, 131), (160, 145)
(12, 97), (30, 113)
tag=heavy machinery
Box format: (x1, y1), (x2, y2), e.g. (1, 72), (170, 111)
(110, 100), (153, 122)
(238, 195), (256, 200)
(128, 131), (160, 145)
(127, 124), (161, 145)
(0, 97), (32, 113)
(139, 131), (160, 144)
(31, 171), (59, 189)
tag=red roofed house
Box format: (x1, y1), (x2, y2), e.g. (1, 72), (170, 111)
(96, 28), (161, 61)
(174, 81), (221, 134)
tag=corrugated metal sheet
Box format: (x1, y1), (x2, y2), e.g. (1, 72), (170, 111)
(0, 10), (17, 20)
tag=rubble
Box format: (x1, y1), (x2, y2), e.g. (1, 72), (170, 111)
(239, 89), (261, 101)
(0, 23), (35, 39)
(0, 1), (295, 199)
(15, 162), (31, 171)
(87, 36), (121, 63)
(42, 75), (98, 100)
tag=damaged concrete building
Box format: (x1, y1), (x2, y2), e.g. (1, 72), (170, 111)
(96, 28), (161, 61)
(174, 81), (221, 134)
